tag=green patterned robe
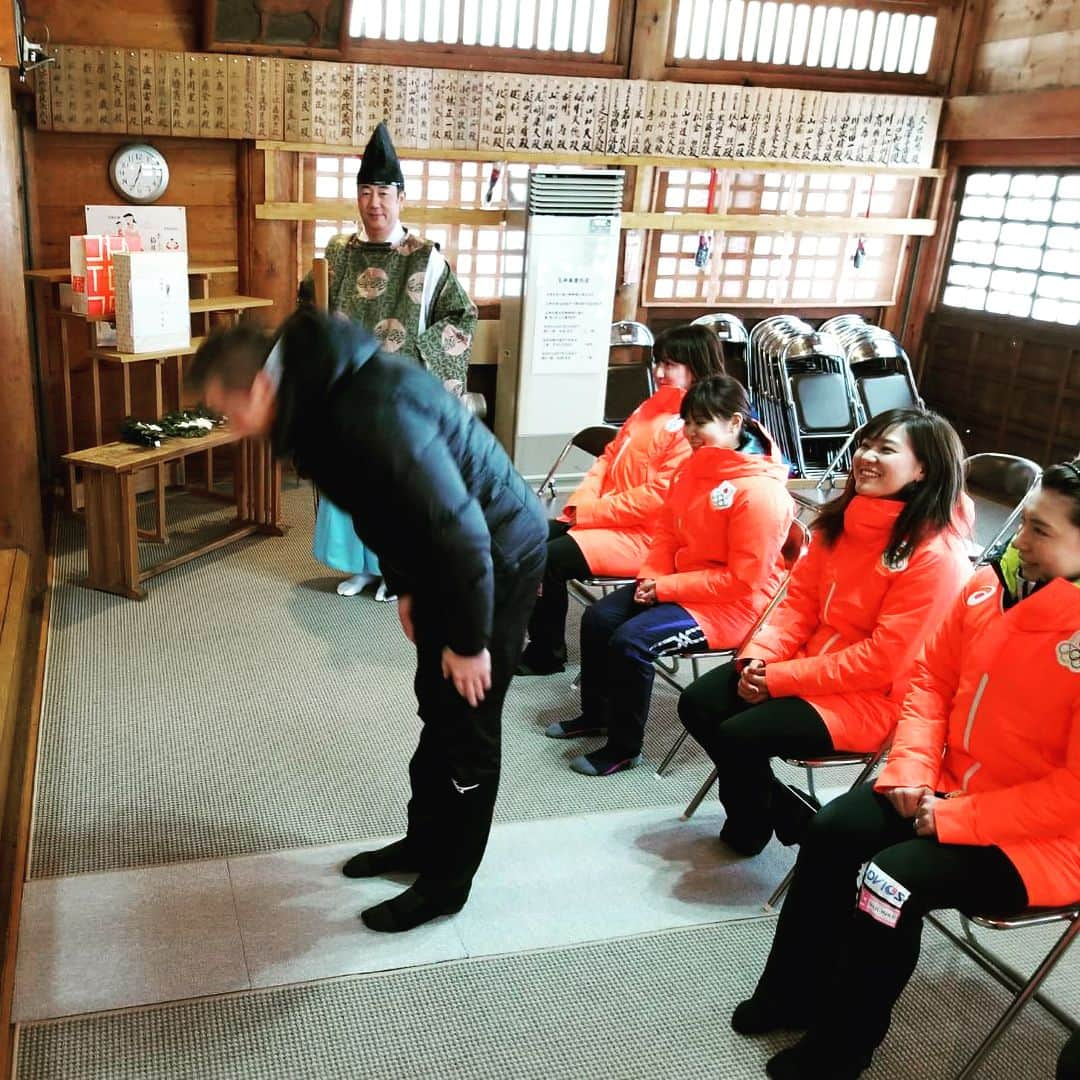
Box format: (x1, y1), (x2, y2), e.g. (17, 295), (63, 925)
(322, 229), (477, 392)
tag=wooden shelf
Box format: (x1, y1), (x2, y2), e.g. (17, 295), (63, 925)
(188, 295), (274, 314)
(25, 263), (238, 282)
(88, 337), (207, 364)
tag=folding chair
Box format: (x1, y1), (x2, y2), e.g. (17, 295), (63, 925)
(691, 312), (749, 387)
(964, 453), (1042, 563)
(651, 518), (812, 777)
(756, 746), (888, 909)
(926, 902), (1080, 1079)
(606, 321), (656, 426)
(535, 425), (636, 615)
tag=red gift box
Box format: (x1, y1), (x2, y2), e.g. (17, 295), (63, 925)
(70, 235), (128, 319)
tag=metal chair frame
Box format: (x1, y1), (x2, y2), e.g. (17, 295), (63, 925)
(652, 519), (812, 777)
(963, 452), (1042, 563)
(926, 903), (1080, 1079)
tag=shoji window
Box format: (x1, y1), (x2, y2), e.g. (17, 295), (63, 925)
(350, 0), (613, 55)
(941, 171), (1080, 327)
(671, 0), (937, 75)
(310, 155), (528, 301)
(646, 168), (914, 307)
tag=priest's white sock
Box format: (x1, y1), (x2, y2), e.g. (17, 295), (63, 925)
(337, 573), (377, 596)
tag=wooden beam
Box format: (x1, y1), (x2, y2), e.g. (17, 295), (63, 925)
(255, 141), (945, 178)
(944, 87), (1080, 140)
(256, 202), (509, 225)
(0, 78), (45, 580)
(622, 211), (937, 236)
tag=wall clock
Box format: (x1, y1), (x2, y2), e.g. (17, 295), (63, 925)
(108, 144), (170, 205)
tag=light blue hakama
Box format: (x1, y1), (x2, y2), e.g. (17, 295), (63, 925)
(312, 497), (380, 576)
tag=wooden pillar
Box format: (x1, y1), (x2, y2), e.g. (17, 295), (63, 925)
(238, 143), (298, 329)
(0, 78), (45, 585)
(628, 0), (675, 81)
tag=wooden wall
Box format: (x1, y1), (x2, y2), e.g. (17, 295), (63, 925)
(972, 0), (1080, 94)
(28, 131), (241, 465)
(25, 0), (199, 51)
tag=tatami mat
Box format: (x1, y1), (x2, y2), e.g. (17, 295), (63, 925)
(32, 484), (718, 877)
(15, 916), (1072, 1079)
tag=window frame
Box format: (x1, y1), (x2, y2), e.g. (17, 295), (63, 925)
(937, 166), (1080, 330)
(343, 0), (634, 77)
(666, 0), (960, 94)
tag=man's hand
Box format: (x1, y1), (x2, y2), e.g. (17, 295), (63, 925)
(397, 594), (415, 642)
(882, 785), (931, 819)
(442, 647), (492, 707)
(634, 578), (657, 605)
(737, 658), (770, 703)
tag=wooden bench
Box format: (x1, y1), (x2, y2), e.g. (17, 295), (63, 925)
(0, 550), (31, 821)
(63, 427), (282, 599)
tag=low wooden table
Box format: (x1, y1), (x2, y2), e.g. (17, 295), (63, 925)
(63, 426), (283, 600)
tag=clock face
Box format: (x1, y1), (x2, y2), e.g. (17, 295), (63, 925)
(109, 145), (170, 205)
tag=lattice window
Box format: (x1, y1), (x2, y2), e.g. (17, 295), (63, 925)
(671, 0), (937, 75)
(941, 171), (1080, 326)
(350, 0), (612, 54)
(309, 156), (529, 301)
(647, 168), (911, 306)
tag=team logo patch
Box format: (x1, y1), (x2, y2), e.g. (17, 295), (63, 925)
(967, 586), (996, 606)
(857, 861), (910, 929)
(710, 481), (736, 510)
(1056, 631), (1080, 672)
(373, 317), (407, 352)
(406, 270), (426, 303)
(356, 267), (388, 300)
(664, 417), (685, 433)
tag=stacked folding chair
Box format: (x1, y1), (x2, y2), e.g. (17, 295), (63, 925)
(747, 316), (860, 478)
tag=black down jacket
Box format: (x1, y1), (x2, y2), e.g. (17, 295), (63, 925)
(272, 310), (546, 656)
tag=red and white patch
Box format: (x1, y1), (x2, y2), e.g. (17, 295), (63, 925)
(406, 271), (426, 303)
(356, 267), (388, 300)
(374, 318), (407, 352)
(858, 887), (901, 928)
(966, 586), (996, 606)
(441, 324), (471, 357)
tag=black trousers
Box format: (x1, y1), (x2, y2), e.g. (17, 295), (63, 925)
(405, 546), (545, 903)
(756, 785), (1027, 1061)
(678, 662), (832, 851)
(524, 519), (591, 663)
(581, 583), (705, 757)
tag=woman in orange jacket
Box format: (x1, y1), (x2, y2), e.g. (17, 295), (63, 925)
(517, 325), (726, 675)
(732, 461), (1080, 1080)
(678, 408), (973, 855)
(545, 375), (795, 776)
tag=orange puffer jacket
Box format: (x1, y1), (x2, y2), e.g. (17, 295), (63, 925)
(563, 385), (692, 577)
(876, 567), (1080, 907)
(637, 444), (794, 649)
(741, 495), (973, 753)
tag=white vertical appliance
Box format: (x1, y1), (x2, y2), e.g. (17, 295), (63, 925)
(496, 167), (624, 481)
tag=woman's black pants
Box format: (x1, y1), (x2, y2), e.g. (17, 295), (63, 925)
(754, 785), (1027, 1062)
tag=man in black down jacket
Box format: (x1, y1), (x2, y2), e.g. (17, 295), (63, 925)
(189, 309), (547, 932)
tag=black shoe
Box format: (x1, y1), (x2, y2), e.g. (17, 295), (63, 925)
(516, 645), (566, 676)
(361, 884), (466, 933)
(544, 716), (607, 739)
(772, 782), (821, 847)
(766, 1035), (872, 1079)
(342, 839), (419, 879)
(731, 994), (812, 1036)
